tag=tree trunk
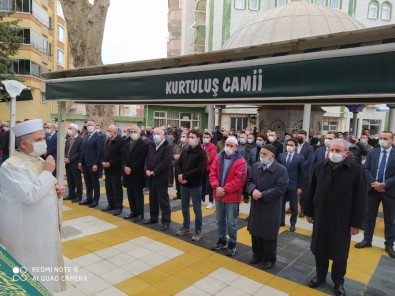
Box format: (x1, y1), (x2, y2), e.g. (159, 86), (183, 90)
(59, 0), (113, 128)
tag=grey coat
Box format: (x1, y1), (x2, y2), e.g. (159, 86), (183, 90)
(246, 160), (289, 240)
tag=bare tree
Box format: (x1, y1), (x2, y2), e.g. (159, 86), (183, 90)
(59, 0), (114, 128)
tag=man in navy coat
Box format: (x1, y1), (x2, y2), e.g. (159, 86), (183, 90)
(311, 131), (338, 171)
(78, 120), (105, 208)
(355, 131), (395, 258)
(44, 122), (58, 176)
(278, 138), (304, 232)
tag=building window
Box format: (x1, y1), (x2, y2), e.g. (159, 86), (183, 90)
(17, 28), (31, 44)
(57, 49), (64, 67)
(32, 0), (50, 28)
(329, 0), (340, 9)
(249, 0), (259, 10)
(0, 0), (31, 12)
(231, 117), (249, 131)
(315, 0), (326, 6)
(234, 0), (246, 10)
(12, 59), (31, 75)
(362, 119), (381, 135)
(322, 121), (338, 132)
(153, 111), (201, 129)
(40, 92), (47, 103)
(57, 0), (64, 18)
(57, 25), (65, 43)
(277, 0), (288, 6)
(368, 1), (379, 19)
(381, 2), (392, 20)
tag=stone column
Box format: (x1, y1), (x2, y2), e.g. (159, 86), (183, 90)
(302, 104), (311, 138)
(387, 104), (395, 132)
(345, 104), (365, 135)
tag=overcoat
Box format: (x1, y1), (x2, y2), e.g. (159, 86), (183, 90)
(304, 158), (367, 260)
(122, 138), (149, 187)
(246, 160), (289, 240)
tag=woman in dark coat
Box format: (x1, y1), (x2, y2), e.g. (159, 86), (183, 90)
(304, 139), (367, 296)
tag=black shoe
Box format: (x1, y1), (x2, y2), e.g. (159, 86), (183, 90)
(160, 224), (170, 231)
(261, 261), (274, 269)
(79, 199), (92, 206)
(102, 205), (115, 212)
(172, 196), (181, 200)
(168, 183), (173, 187)
(385, 246), (395, 258)
(354, 240), (372, 249)
(63, 196), (73, 201)
(88, 202), (98, 208)
(243, 216), (249, 221)
(334, 284), (346, 296)
(226, 243), (236, 256)
(211, 240), (227, 251)
(133, 215), (144, 223)
(280, 222), (285, 227)
(124, 213), (137, 220)
(143, 219), (158, 225)
(309, 276), (326, 288)
(249, 257), (262, 265)
(72, 198), (82, 203)
(290, 225), (296, 232)
(112, 209), (122, 216)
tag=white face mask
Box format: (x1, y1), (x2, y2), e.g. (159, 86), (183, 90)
(224, 147), (235, 156)
(45, 128), (51, 134)
(360, 138), (367, 144)
(284, 135), (291, 142)
(268, 136), (275, 143)
(87, 126), (95, 133)
(3, 127), (9, 132)
(245, 131), (251, 135)
(247, 139), (253, 144)
(131, 133), (139, 141)
(29, 140), (47, 157)
(188, 138), (197, 147)
(96, 129), (101, 133)
(203, 138), (210, 144)
(239, 138), (246, 145)
(286, 146), (295, 153)
(329, 152), (344, 163)
(379, 140), (390, 149)
(180, 137), (187, 143)
(324, 139), (333, 147)
(105, 131), (112, 138)
(260, 156), (270, 165)
(67, 129), (74, 137)
(153, 135), (161, 143)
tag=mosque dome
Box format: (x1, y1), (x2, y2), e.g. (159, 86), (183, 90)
(222, 0), (365, 49)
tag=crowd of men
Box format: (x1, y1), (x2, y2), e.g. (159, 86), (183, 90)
(1, 119), (394, 296)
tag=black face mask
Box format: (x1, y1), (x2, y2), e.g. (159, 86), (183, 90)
(297, 137), (304, 144)
(146, 131), (151, 136)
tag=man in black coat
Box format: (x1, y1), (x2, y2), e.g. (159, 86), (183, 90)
(246, 144), (288, 270)
(143, 127), (173, 231)
(122, 126), (149, 222)
(175, 130), (207, 241)
(266, 130), (283, 159)
(101, 125), (125, 216)
(304, 139), (367, 296)
(78, 120), (105, 208)
(64, 124), (83, 203)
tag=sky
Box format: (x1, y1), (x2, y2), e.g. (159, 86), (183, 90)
(101, 0), (169, 64)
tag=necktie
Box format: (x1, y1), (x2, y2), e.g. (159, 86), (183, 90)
(286, 153), (292, 166)
(325, 150), (329, 160)
(67, 137), (75, 157)
(377, 150), (387, 182)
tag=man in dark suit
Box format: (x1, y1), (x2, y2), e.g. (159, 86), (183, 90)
(64, 124), (83, 203)
(143, 127), (173, 231)
(246, 144), (289, 269)
(44, 122), (58, 176)
(122, 126), (149, 222)
(296, 129), (314, 217)
(305, 139), (366, 296)
(278, 138), (304, 232)
(311, 131), (338, 171)
(355, 131), (395, 258)
(101, 125), (125, 216)
(267, 130), (283, 159)
(78, 120), (105, 208)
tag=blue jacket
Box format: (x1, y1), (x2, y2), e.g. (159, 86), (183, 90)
(45, 132), (57, 159)
(278, 152), (304, 190)
(79, 132), (105, 166)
